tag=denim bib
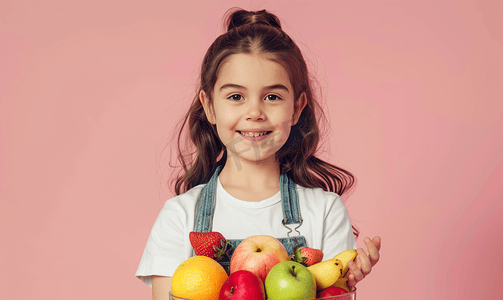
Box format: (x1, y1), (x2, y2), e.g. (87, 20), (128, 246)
(192, 165), (307, 275)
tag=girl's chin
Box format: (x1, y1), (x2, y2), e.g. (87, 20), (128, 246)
(225, 151), (280, 166)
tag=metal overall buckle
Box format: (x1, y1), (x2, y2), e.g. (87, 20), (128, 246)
(282, 218), (303, 237)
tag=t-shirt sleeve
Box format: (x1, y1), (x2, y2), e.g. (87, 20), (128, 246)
(135, 199), (187, 287)
(321, 194), (357, 260)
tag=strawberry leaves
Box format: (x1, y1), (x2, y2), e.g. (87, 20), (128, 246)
(292, 248), (308, 266)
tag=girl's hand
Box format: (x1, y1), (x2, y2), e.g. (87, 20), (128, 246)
(346, 236), (381, 290)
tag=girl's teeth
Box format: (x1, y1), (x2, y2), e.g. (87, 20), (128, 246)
(241, 131), (267, 137)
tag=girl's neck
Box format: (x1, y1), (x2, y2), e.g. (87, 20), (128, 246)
(218, 155), (281, 202)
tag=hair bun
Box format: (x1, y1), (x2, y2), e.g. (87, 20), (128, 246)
(226, 9), (282, 31)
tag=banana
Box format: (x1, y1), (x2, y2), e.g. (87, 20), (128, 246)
(332, 277), (350, 292)
(330, 249), (357, 277)
(307, 258), (343, 290)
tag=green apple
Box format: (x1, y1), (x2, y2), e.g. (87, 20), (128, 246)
(264, 261), (316, 300)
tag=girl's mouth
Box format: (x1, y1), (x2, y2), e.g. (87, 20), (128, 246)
(238, 131), (272, 138)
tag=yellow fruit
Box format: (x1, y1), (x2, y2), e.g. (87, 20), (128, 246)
(307, 259), (343, 290)
(330, 249), (357, 277)
(332, 277), (350, 292)
(171, 256), (228, 300)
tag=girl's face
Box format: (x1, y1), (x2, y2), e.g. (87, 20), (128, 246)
(200, 53), (306, 167)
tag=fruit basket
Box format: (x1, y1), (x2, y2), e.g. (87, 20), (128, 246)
(168, 290), (356, 300)
(173, 234), (360, 300)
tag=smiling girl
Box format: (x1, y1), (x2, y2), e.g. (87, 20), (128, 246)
(136, 9), (381, 300)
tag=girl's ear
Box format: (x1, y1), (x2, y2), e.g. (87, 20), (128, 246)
(292, 92), (307, 125)
(199, 90), (216, 125)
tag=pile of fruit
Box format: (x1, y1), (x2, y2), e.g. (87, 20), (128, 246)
(170, 232), (358, 300)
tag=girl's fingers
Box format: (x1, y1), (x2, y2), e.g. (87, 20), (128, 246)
(372, 236), (382, 251)
(347, 273), (357, 289)
(347, 259), (364, 282)
(346, 236), (382, 288)
(355, 253), (362, 269)
(357, 248), (372, 276)
(364, 237), (380, 266)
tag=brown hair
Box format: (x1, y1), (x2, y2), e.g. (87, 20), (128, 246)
(172, 9), (357, 236)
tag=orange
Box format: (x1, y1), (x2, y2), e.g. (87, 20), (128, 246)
(171, 256), (228, 300)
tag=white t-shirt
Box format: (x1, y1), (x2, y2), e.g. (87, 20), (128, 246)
(136, 177), (356, 286)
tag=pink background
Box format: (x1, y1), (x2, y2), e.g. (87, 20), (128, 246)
(1, 0), (502, 299)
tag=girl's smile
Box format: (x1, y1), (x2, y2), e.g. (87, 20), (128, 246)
(200, 53), (306, 167)
(237, 130), (272, 141)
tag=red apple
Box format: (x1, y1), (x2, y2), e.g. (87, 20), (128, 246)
(317, 286), (348, 298)
(219, 270), (265, 300)
(230, 235), (289, 283)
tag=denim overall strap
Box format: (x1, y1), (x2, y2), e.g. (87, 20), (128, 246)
(193, 165), (222, 233)
(280, 171), (303, 226)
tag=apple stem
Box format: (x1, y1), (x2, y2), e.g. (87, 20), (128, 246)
(291, 266), (300, 281)
(230, 286), (234, 296)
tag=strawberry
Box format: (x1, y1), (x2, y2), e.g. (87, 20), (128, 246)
(189, 231), (232, 261)
(291, 247), (324, 266)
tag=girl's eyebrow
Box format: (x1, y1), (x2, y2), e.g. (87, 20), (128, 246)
(219, 83), (290, 93)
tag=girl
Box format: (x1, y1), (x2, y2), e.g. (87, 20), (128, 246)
(136, 9), (381, 299)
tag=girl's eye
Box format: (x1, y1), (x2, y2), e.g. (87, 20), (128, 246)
(266, 94), (282, 101)
(228, 94), (242, 101)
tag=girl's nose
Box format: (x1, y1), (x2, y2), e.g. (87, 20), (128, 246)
(245, 101), (266, 121)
